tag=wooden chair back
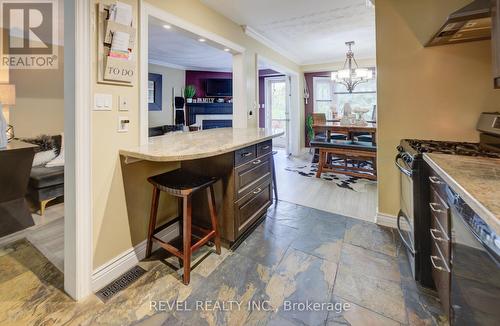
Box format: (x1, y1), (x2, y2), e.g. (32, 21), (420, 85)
(312, 113), (326, 125)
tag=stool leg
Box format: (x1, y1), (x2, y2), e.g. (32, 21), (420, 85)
(316, 150), (325, 178)
(146, 186), (160, 258)
(207, 185), (221, 255)
(182, 195), (192, 285)
(271, 156), (278, 201)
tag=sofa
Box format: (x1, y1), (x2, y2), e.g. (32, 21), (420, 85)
(148, 124), (184, 137)
(26, 135), (64, 215)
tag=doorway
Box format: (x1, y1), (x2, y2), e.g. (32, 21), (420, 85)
(265, 76), (290, 151)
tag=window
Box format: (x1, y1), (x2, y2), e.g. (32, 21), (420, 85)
(313, 77), (333, 116)
(313, 72), (377, 120)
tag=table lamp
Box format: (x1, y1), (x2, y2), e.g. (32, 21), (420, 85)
(0, 84), (16, 148)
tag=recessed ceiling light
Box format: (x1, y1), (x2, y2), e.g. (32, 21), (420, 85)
(224, 48), (230, 52)
(198, 38), (206, 42)
(163, 24), (171, 29)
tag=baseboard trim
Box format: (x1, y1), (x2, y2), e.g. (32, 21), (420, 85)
(375, 212), (397, 229)
(91, 222), (179, 292)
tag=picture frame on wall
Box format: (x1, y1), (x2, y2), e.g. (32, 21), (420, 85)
(148, 73), (162, 111)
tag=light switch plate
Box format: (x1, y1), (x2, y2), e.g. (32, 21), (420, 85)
(117, 116), (129, 133)
(118, 96), (129, 111)
(94, 93), (112, 111)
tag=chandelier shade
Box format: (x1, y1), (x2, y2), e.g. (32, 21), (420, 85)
(331, 41), (373, 93)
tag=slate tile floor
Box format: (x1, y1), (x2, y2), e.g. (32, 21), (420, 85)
(0, 201), (447, 326)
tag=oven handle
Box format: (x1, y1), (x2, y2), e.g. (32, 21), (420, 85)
(397, 210), (416, 256)
(395, 153), (412, 177)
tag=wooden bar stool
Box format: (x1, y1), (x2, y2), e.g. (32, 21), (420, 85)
(145, 169), (221, 285)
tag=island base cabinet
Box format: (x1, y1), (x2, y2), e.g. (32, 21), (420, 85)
(181, 140), (273, 245)
(235, 179), (272, 236)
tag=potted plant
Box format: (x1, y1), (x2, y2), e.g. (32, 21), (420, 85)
(184, 85), (196, 103)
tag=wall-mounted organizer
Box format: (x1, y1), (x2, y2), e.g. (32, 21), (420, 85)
(97, 0), (136, 87)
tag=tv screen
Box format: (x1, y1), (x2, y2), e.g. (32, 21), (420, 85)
(205, 79), (232, 97)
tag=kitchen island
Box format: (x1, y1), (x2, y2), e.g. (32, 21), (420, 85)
(120, 128), (283, 245)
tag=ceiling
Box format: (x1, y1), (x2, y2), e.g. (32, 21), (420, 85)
(148, 17), (233, 71)
(201, 0), (376, 65)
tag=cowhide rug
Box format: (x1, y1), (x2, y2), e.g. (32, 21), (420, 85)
(285, 161), (377, 193)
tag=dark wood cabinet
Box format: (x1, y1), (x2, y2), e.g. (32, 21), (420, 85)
(428, 171), (451, 317)
(234, 179), (272, 235)
(182, 140), (273, 245)
(493, 0), (500, 88)
(235, 153), (271, 200)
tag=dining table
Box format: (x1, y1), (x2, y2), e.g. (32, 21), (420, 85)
(312, 121), (377, 145)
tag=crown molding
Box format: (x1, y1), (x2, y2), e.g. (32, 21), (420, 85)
(243, 26), (301, 65)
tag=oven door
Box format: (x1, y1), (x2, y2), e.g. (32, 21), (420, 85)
(395, 153), (416, 258)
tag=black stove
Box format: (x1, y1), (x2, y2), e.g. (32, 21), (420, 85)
(400, 139), (500, 159)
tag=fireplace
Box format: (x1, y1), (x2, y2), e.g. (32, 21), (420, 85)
(202, 120), (232, 129)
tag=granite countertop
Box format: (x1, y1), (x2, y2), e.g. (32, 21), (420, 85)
(424, 153), (500, 234)
(120, 128), (283, 162)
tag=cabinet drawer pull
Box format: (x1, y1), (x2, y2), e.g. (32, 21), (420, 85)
(252, 187), (262, 194)
(430, 255), (450, 273)
(252, 159), (262, 165)
(241, 152), (253, 157)
(430, 228), (448, 242)
(429, 176), (444, 185)
(262, 145), (270, 150)
(429, 202), (443, 213)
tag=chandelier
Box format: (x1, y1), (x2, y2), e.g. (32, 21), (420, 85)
(331, 41), (373, 93)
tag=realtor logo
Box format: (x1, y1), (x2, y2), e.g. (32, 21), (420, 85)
(1, 0), (58, 69)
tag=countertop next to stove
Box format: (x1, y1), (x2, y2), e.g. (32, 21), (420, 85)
(423, 153), (500, 234)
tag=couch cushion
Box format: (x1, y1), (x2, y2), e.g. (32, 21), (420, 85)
(29, 166), (64, 188)
(310, 140), (377, 152)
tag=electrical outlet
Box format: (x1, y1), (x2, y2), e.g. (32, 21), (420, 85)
(118, 116), (130, 133)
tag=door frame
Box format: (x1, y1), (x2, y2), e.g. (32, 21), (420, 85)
(264, 76), (289, 152)
(64, 0), (93, 300)
(257, 55), (301, 156)
(139, 3), (246, 144)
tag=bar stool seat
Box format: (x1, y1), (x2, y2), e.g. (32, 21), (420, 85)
(148, 169), (216, 195)
(146, 169), (221, 285)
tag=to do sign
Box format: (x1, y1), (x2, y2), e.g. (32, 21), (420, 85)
(104, 58), (135, 83)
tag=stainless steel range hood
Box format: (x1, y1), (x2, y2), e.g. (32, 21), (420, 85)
(426, 0), (492, 47)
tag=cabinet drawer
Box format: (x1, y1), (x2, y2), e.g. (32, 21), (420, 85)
(430, 187), (450, 237)
(428, 170), (447, 199)
(257, 140), (272, 157)
(235, 154), (271, 200)
(235, 145), (256, 167)
(235, 179), (272, 236)
(431, 240), (450, 316)
(431, 213), (450, 266)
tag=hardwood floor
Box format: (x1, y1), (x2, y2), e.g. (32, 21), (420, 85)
(0, 202), (64, 271)
(274, 149), (377, 222)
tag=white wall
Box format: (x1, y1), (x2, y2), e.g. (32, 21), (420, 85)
(148, 64), (185, 127)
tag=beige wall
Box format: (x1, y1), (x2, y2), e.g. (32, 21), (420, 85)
(6, 0), (65, 138)
(376, 0), (500, 216)
(9, 45), (64, 138)
(92, 0), (180, 268)
(148, 64), (185, 127)
(92, 0), (303, 268)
